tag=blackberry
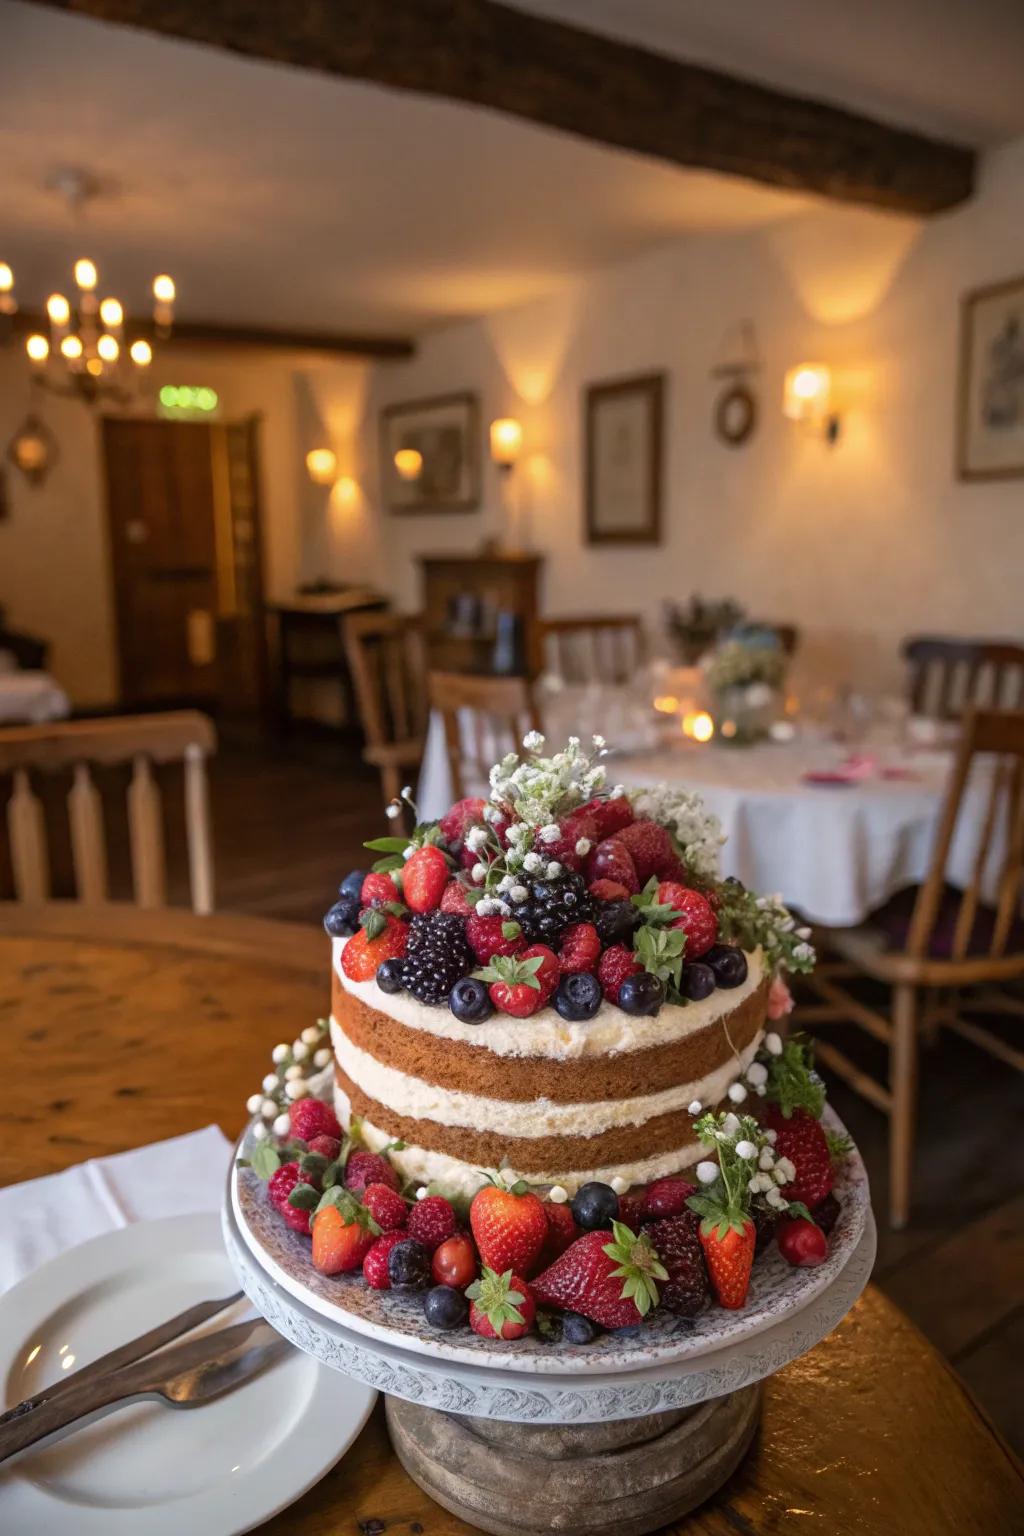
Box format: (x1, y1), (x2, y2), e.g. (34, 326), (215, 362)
(753, 1204), (778, 1256)
(519, 872), (594, 948)
(646, 1214), (710, 1317)
(594, 899), (640, 950)
(811, 1191), (841, 1236)
(402, 911), (473, 1004)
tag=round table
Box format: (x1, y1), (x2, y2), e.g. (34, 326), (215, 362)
(1, 903), (1021, 1534)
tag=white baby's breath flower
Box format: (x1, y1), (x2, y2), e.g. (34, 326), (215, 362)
(794, 942), (815, 962)
(765, 1184), (785, 1209)
(471, 862), (487, 882)
(775, 1156), (797, 1182)
(271, 1043), (289, 1064)
(546, 861), (562, 879)
(592, 734), (606, 749)
(764, 1032), (783, 1056)
(301, 1026), (320, 1045)
(773, 1166), (790, 1185)
(476, 898), (497, 916)
(539, 824), (561, 844)
(416, 1187), (428, 1201)
(797, 926), (812, 940)
(261, 1098), (277, 1120)
(246, 1092), (262, 1115)
(284, 1064), (304, 1081)
(735, 1139), (758, 1161)
(385, 802), (401, 820)
(262, 1072), (278, 1093)
(272, 1112), (291, 1137)
(523, 730), (545, 751)
(575, 837), (592, 856)
(758, 1147), (776, 1170)
(465, 826), (488, 852)
(401, 785), (412, 799)
(292, 1041), (309, 1062)
(696, 1160), (719, 1185)
(722, 1112), (741, 1137)
(510, 885), (529, 903)
(610, 784), (626, 799)
(523, 851), (542, 873)
(284, 1079), (308, 1102)
(688, 1099), (702, 1116)
(610, 1176), (629, 1195)
(548, 1185), (569, 1204)
(765, 1128), (778, 1144)
(313, 1048), (332, 1068)
(252, 1120), (269, 1141)
(727, 1082), (748, 1104)
(746, 1061), (768, 1087)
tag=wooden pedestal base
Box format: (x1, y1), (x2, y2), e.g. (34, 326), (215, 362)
(386, 1386), (761, 1536)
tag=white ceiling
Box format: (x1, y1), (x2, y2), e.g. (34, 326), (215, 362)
(1, 0), (1018, 338)
(512, 0), (1024, 147)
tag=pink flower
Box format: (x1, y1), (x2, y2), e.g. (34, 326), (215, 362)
(767, 976), (794, 1021)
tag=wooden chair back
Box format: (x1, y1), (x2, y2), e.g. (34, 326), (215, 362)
(344, 611), (427, 754)
(0, 711), (216, 912)
(903, 637), (1024, 720)
(539, 615), (644, 684)
(428, 671), (541, 800)
(905, 708), (1024, 966)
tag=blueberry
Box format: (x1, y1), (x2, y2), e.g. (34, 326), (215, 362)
(376, 958), (406, 994)
(680, 962), (717, 1001)
(562, 1311), (598, 1345)
(594, 900), (640, 949)
(340, 869), (368, 899)
(617, 972), (665, 1016)
(423, 1284), (469, 1331)
(571, 1181), (619, 1231)
(387, 1239), (431, 1291)
(323, 895), (359, 937)
(449, 976), (493, 1023)
(705, 945), (748, 989)
(554, 972), (602, 1022)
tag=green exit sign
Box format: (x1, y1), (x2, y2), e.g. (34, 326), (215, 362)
(159, 385), (219, 412)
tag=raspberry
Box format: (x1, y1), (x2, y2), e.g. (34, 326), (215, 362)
(363, 1183), (409, 1232)
(617, 821), (675, 884)
(407, 1195), (457, 1251)
(466, 913), (525, 963)
(308, 1134), (342, 1161)
(439, 797), (487, 847)
(289, 1100), (342, 1143)
(268, 1161), (302, 1213)
(558, 922), (601, 974)
(361, 870), (399, 906)
(643, 1177), (696, 1222)
(363, 1230), (407, 1289)
(520, 943), (560, 1003)
(280, 1192), (314, 1236)
(577, 796), (635, 840)
(345, 1150), (399, 1193)
(440, 880), (475, 916)
(597, 944), (642, 1003)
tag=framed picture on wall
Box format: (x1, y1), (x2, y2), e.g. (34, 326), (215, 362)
(380, 391), (480, 513)
(585, 373), (664, 544)
(957, 274), (1024, 481)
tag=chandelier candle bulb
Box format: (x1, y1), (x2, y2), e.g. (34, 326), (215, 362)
(129, 339), (152, 367)
(25, 334), (49, 366)
(97, 334), (119, 363)
(46, 293), (70, 330)
(74, 258), (97, 291)
(152, 275), (175, 304)
(60, 334), (83, 362)
(0, 261), (14, 316)
(99, 298), (124, 330)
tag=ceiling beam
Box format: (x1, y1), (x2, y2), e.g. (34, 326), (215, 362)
(27, 0), (975, 215)
(9, 311), (415, 360)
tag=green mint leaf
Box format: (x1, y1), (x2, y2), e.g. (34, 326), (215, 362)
(250, 1141), (281, 1181)
(287, 1182), (319, 1210)
(501, 921), (522, 940)
(364, 836), (411, 853)
(361, 909), (387, 941)
(372, 854), (404, 873)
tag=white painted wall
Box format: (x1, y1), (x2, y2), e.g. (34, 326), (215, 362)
(353, 137), (1024, 695)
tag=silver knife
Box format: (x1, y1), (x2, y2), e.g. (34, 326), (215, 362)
(0, 1318), (287, 1466)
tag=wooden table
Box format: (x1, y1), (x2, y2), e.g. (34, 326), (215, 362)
(2, 904), (1021, 1534)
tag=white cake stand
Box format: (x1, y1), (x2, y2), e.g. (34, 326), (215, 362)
(222, 1118), (875, 1534)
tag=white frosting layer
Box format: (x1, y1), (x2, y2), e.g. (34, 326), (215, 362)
(333, 936), (764, 1060)
(334, 1086), (704, 1200)
(331, 1016), (761, 1138)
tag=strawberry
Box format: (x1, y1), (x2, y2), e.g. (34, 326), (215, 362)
(643, 1177), (696, 1222)
(597, 944), (641, 1003)
(466, 913), (525, 964)
(439, 797), (487, 847)
(617, 820), (676, 884)
(520, 943), (560, 1002)
(467, 1268), (536, 1340)
(307, 1134), (342, 1162)
(470, 1178), (548, 1274)
(776, 1216), (828, 1267)
(407, 1195), (458, 1251)
(476, 950), (551, 1017)
(586, 836), (640, 894)
(268, 1161), (303, 1214)
(345, 1150), (399, 1193)
(558, 922), (601, 974)
(764, 1106), (834, 1208)
(538, 1200), (578, 1267)
(577, 796), (635, 840)
(363, 1230), (407, 1289)
(658, 883), (718, 958)
(289, 1099), (342, 1143)
(402, 845), (450, 913)
(440, 879), (475, 916)
(535, 812), (597, 873)
(588, 878), (632, 902)
(698, 1218), (755, 1309)
(341, 912), (409, 982)
(281, 1199), (314, 1235)
(647, 1214), (710, 1316)
(312, 1193), (380, 1274)
(432, 1233), (478, 1289)
(531, 1223), (667, 1328)
(363, 1182), (408, 1233)
(360, 870), (400, 907)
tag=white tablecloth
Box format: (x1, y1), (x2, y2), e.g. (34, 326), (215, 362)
(0, 670), (71, 724)
(418, 706), (997, 926)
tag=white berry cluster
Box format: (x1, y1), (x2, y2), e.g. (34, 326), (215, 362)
(720, 1031), (784, 1105)
(626, 782), (724, 881)
(245, 1019), (332, 1141)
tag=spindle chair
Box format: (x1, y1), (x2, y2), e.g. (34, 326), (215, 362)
(802, 708), (1024, 1227)
(344, 611), (427, 814)
(903, 637), (1024, 720)
(428, 671), (541, 801)
(538, 615), (645, 685)
(0, 711), (216, 913)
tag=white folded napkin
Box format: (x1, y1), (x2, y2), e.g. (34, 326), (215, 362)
(0, 1125), (233, 1295)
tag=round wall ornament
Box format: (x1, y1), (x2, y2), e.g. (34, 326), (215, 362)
(714, 382), (758, 447)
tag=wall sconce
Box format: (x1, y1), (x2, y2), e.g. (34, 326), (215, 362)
(6, 412), (59, 486)
(489, 417), (523, 472)
(783, 363), (840, 444)
(306, 447), (338, 486)
(393, 447), (423, 482)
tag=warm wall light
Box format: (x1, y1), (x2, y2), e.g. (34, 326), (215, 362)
(6, 412), (58, 486)
(394, 447), (423, 482)
(306, 447), (337, 486)
(333, 475), (359, 508)
(489, 417), (523, 469)
(783, 363), (840, 444)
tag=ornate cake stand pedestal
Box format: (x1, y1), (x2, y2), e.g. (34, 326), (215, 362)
(224, 1153), (875, 1536)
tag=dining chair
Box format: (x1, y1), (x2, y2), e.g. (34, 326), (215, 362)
(0, 711), (216, 913)
(428, 670), (541, 800)
(538, 615), (645, 685)
(801, 707), (1024, 1228)
(343, 610), (427, 814)
(903, 636), (1024, 720)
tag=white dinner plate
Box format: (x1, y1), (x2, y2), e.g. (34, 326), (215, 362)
(0, 1213), (376, 1535)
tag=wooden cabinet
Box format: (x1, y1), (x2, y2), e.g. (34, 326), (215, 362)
(418, 553), (544, 677)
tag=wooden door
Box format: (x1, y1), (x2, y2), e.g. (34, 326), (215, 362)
(102, 417), (267, 713)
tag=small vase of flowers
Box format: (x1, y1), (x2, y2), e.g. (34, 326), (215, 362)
(703, 627), (786, 744)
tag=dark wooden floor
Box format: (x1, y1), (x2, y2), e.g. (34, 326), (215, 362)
(181, 737), (1023, 1456)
